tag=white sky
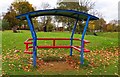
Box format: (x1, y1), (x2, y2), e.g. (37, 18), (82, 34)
(0, 0), (119, 23)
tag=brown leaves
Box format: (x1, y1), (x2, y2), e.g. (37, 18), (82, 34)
(65, 55), (80, 69)
(2, 47), (119, 75)
(85, 47), (119, 68)
(22, 65), (31, 72)
(14, 50), (20, 53)
(37, 59), (45, 67)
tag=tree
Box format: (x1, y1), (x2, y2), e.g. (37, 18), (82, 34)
(40, 16), (53, 32)
(1, 19), (10, 30)
(2, 0), (36, 32)
(55, 0), (95, 33)
(3, 8), (19, 30)
(106, 23), (114, 32)
(12, 0), (34, 14)
(0, 20), (2, 30)
(88, 18), (106, 33)
(47, 23), (55, 32)
(40, 2), (51, 32)
(12, 0), (36, 29)
(94, 18), (106, 32)
(108, 20), (118, 32)
(88, 21), (95, 32)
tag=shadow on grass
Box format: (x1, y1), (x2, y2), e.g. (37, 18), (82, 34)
(41, 56), (66, 62)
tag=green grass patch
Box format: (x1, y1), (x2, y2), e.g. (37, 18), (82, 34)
(2, 30), (118, 75)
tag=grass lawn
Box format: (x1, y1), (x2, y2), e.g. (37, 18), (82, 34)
(0, 31), (2, 76)
(2, 30), (119, 76)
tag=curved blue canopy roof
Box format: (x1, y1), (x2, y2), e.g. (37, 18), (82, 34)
(16, 9), (99, 21)
(16, 9), (99, 67)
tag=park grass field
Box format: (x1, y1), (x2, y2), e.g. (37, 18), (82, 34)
(0, 31), (2, 76)
(1, 30), (119, 75)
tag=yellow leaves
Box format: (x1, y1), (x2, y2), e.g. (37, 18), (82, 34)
(12, 0), (35, 15)
(104, 70), (107, 73)
(14, 50), (20, 53)
(60, 56), (63, 59)
(85, 47), (118, 68)
(106, 23), (114, 31)
(89, 21), (95, 30)
(99, 59), (102, 62)
(22, 65), (31, 72)
(2, 47), (119, 74)
(114, 73), (118, 75)
(18, 65), (22, 68)
(114, 65), (117, 68)
(90, 70), (93, 73)
(74, 66), (79, 69)
(77, 62), (80, 65)
(49, 63), (54, 67)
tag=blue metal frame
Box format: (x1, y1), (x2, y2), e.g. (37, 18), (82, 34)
(16, 9), (99, 21)
(26, 15), (37, 67)
(70, 18), (79, 56)
(16, 9), (99, 67)
(80, 16), (91, 64)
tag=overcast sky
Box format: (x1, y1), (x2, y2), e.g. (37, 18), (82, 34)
(0, 0), (119, 23)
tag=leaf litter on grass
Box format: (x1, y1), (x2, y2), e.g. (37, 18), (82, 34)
(2, 47), (119, 75)
(30, 47), (118, 74)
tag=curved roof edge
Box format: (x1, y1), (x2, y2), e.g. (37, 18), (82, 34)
(16, 9), (99, 21)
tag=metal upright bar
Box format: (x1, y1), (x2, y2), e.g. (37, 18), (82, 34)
(70, 18), (79, 56)
(26, 15), (37, 67)
(80, 16), (91, 64)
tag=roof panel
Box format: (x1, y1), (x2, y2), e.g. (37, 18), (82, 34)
(16, 9), (99, 21)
